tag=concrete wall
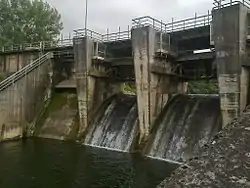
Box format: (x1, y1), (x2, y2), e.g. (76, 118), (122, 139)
(0, 55), (53, 142)
(213, 4), (249, 127)
(36, 92), (78, 141)
(73, 37), (122, 139)
(132, 26), (186, 144)
(0, 52), (39, 76)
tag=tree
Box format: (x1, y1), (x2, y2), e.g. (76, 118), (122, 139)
(0, 0), (63, 46)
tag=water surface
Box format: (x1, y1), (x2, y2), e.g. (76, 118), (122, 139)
(0, 139), (178, 188)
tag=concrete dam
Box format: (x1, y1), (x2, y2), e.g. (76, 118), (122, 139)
(0, 0), (250, 168)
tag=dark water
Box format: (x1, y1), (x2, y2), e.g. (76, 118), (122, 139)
(0, 139), (178, 188)
(84, 95), (138, 152)
(146, 94), (221, 163)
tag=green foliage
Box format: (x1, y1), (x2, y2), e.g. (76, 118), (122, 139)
(0, 0), (63, 46)
(123, 83), (136, 94)
(188, 81), (219, 94)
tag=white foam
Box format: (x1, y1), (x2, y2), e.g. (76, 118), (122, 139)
(146, 155), (183, 165)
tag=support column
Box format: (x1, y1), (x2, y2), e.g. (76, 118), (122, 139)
(74, 37), (94, 137)
(132, 27), (185, 144)
(213, 4), (249, 127)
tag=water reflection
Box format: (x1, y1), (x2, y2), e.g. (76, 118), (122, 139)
(0, 139), (178, 188)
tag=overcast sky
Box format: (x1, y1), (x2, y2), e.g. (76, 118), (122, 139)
(45, 0), (213, 36)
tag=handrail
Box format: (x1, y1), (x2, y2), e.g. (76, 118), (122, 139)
(73, 28), (131, 42)
(0, 38), (73, 53)
(73, 28), (103, 42)
(213, 0), (250, 9)
(0, 52), (52, 92)
(132, 13), (212, 33)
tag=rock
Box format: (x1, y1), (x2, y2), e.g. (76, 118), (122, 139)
(157, 109), (250, 188)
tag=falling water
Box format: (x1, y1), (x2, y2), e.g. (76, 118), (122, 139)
(84, 94), (138, 152)
(146, 94), (221, 163)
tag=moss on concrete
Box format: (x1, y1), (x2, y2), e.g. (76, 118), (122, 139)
(0, 73), (5, 82)
(34, 92), (68, 135)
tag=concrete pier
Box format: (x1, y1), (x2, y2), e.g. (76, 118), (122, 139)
(213, 4), (250, 127)
(73, 37), (123, 138)
(132, 27), (186, 143)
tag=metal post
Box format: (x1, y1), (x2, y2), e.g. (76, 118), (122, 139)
(128, 25), (130, 39)
(208, 10), (210, 25)
(194, 13), (197, 28)
(118, 26), (121, 40)
(107, 28), (109, 41)
(85, 0), (88, 39)
(160, 20), (163, 50)
(171, 18), (174, 32)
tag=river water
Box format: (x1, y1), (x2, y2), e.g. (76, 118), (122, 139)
(0, 139), (178, 188)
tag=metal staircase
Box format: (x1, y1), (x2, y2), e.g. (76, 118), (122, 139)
(0, 52), (53, 92)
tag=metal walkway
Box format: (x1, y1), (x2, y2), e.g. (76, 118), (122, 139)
(1, 0), (249, 53)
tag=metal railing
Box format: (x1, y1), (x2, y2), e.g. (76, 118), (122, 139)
(73, 28), (131, 42)
(132, 13), (212, 33)
(73, 28), (103, 42)
(213, 0), (250, 9)
(0, 52), (52, 92)
(0, 38), (73, 53)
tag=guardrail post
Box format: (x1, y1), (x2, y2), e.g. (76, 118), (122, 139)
(107, 28), (109, 41)
(128, 25), (130, 39)
(194, 13), (197, 28)
(208, 10), (210, 25)
(118, 26), (121, 40)
(171, 18), (174, 32)
(160, 20), (163, 50)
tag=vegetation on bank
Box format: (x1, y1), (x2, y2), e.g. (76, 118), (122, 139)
(123, 81), (219, 95)
(188, 81), (219, 94)
(0, 0), (63, 46)
(35, 92), (67, 134)
(123, 83), (136, 94)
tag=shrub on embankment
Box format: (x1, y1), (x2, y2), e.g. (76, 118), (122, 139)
(157, 108), (250, 188)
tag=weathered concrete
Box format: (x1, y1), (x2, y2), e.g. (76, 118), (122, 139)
(0, 54), (53, 142)
(213, 4), (249, 127)
(0, 52), (39, 76)
(73, 37), (123, 139)
(157, 107), (250, 188)
(132, 26), (186, 144)
(36, 93), (78, 141)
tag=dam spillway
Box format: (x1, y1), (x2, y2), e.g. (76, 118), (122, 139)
(82, 93), (222, 163)
(145, 94), (221, 163)
(83, 94), (138, 152)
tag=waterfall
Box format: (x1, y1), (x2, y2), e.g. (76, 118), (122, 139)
(83, 94), (138, 152)
(146, 94), (221, 163)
